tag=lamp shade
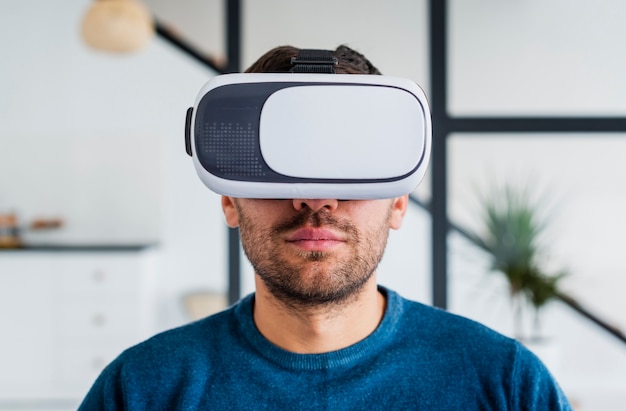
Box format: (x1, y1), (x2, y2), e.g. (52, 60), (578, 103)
(81, 0), (154, 53)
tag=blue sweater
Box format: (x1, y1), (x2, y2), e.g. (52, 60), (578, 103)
(79, 287), (572, 410)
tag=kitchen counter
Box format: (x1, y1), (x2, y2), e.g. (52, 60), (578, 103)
(0, 243), (158, 252)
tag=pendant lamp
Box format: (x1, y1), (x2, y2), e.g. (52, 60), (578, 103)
(81, 0), (155, 53)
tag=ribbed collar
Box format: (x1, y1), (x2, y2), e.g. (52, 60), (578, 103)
(234, 286), (403, 371)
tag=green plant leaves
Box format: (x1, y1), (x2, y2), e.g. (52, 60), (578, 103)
(473, 184), (566, 311)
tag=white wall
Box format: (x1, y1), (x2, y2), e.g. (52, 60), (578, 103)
(449, 0), (626, 116)
(0, 0), (228, 327)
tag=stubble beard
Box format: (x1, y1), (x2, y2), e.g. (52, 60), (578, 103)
(236, 204), (392, 311)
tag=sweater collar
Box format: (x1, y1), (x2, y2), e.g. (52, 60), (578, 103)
(234, 286), (403, 371)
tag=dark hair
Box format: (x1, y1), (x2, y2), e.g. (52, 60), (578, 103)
(244, 45), (381, 75)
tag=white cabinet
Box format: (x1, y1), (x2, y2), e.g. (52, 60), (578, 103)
(0, 247), (158, 409)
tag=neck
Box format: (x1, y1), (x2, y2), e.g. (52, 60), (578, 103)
(253, 276), (386, 354)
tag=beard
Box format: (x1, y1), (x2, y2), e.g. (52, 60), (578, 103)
(235, 202), (392, 309)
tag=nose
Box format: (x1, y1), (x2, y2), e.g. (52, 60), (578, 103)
(292, 198), (339, 212)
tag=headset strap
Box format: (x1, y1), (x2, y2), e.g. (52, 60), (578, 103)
(290, 49), (338, 73)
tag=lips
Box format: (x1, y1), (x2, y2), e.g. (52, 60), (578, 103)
(287, 228), (344, 242)
(286, 228), (346, 251)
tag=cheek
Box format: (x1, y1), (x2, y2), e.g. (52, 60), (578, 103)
(236, 204), (280, 242)
(357, 201), (396, 227)
(237, 213), (270, 259)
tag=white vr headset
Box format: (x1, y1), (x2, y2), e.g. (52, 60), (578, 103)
(185, 72), (431, 199)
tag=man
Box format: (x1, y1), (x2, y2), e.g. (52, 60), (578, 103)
(79, 45), (572, 410)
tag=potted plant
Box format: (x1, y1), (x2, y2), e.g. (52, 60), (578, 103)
(469, 184), (567, 343)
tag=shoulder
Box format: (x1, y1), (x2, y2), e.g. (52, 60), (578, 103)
(78, 299), (249, 410)
(101, 309), (230, 379)
(387, 287), (516, 350)
(384, 287), (525, 373)
(119, 298), (245, 368)
(384, 288), (572, 409)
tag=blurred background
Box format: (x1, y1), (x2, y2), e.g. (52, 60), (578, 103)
(1, 0), (625, 409)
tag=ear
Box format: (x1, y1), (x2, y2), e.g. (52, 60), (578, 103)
(221, 196), (240, 228)
(389, 194), (409, 230)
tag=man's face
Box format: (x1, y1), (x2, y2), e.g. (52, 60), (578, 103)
(222, 197), (407, 307)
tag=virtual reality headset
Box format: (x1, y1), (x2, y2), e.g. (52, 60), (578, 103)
(185, 73), (431, 199)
